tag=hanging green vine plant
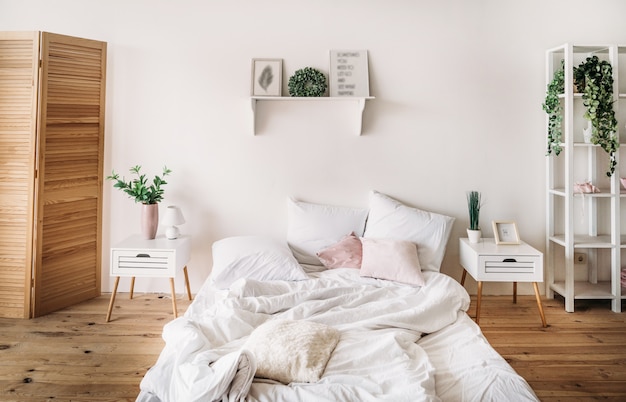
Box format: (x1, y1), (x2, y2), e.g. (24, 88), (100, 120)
(543, 57), (619, 177)
(542, 60), (565, 156)
(574, 55), (619, 177)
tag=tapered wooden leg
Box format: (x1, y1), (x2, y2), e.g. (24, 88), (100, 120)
(183, 266), (192, 300)
(475, 281), (482, 325)
(129, 277), (135, 300)
(170, 278), (178, 318)
(461, 269), (467, 286)
(513, 282), (517, 304)
(106, 277), (120, 323)
(533, 282), (548, 328)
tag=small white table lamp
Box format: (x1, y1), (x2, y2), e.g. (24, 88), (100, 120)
(162, 205), (185, 239)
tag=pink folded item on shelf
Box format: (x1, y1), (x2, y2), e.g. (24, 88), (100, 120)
(574, 181), (600, 194)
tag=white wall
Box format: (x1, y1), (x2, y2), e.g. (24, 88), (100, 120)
(2, 0), (625, 296)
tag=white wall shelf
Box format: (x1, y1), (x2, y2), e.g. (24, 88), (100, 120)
(250, 96), (374, 136)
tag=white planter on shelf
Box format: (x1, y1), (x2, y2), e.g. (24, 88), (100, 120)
(583, 121), (593, 143)
(467, 229), (482, 244)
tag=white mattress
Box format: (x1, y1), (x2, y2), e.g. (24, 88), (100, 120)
(137, 268), (538, 402)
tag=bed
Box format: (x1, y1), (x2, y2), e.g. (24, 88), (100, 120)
(136, 191), (539, 402)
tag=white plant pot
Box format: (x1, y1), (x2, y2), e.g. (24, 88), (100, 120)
(467, 228), (482, 244)
(583, 120), (593, 144)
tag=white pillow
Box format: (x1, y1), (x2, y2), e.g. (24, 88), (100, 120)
(211, 236), (308, 289)
(360, 238), (425, 286)
(363, 190), (455, 272)
(244, 319), (340, 384)
(287, 198), (368, 265)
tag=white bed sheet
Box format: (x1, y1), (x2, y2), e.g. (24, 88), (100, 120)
(137, 268), (538, 402)
(418, 312), (538, 401)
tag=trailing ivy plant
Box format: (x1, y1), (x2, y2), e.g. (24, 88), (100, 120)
(542, 60), (565, 156)
(574, 55), (619, 177)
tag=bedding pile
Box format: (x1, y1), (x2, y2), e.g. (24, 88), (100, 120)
(139, 268), (470, 401)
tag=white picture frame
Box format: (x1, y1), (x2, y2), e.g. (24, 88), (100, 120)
(492, 221), (520, 245)
(251, 58), (282, 96)
(329, 50), (370, 97)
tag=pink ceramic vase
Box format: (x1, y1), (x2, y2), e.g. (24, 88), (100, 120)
(141, 203), (159, 239)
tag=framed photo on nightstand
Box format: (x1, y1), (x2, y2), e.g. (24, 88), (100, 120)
(493, 221), (520, 245)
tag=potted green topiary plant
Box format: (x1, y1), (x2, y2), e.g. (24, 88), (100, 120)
(466, 190), (482, 243)
(107, 165), (172, 239)
(574, 55), (619, 177)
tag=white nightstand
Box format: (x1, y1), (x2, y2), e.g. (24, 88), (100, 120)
(459, 238), (547, 327)
(106, 234), (192, 322)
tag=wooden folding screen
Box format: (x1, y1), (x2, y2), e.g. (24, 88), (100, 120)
(0, 32), (106, 318)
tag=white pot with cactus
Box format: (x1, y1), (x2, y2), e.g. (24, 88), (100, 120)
(466, 190), (482, 243)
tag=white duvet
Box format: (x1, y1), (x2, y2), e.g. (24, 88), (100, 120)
(138, 268), (538, 402)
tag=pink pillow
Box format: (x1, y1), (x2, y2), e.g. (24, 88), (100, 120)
(359, 238), (425, 286)
(316, 232), (362, 269)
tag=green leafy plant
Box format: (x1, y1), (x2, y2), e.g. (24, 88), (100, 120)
(288, 67), (327, 97)
(542, 60), (565, 156)
(106, 165), (172, 204)
(466, 191), (482, 230)
(574, 55), (619, 177)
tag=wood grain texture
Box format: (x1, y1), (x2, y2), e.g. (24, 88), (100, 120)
(0, 31), (106, 318)
(476, 295), (626, 401)
(0, 293), (191, 401)
(0, 31), (39, 318)
(33, 32), (107, 317)
(0, 293), (624, 400)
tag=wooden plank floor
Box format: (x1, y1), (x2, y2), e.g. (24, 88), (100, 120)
(477, 295), (626, 401)
(0, 293), (624, 401)
(0, 293), (192, 402)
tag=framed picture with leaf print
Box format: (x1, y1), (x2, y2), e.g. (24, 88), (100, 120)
(251, 58), (282, 96)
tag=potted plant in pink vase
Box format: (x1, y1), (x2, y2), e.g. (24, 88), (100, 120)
(107, 165), (171, 239)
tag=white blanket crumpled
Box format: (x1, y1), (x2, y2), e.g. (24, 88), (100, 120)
(138, 268), (471, 402)
(178, 348), (255, 402)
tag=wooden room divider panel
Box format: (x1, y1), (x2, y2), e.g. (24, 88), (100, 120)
(0, 32), (39, 318)
(0, 32), (107, 318)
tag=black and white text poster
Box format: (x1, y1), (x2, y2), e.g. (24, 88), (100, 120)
(329, 50), (370, 97)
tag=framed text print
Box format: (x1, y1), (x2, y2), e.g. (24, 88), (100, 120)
(329, 50), (370, 97)
(251, 59), (282, 96)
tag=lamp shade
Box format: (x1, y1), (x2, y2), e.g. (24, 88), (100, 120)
(162, 205), (185, 239)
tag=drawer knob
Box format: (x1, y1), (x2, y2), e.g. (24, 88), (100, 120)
(136, 253), (151, 258)
(503, 258), (517, 262)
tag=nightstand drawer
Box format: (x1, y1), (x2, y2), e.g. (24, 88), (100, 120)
(478, 255), (542, 281)
(111, 250), (175, 277)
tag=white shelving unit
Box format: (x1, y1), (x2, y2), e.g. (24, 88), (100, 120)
(545, 44), (626, 313)
(250, 96), (374, 136)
